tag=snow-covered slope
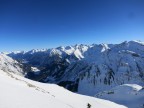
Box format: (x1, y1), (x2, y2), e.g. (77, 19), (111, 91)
(0, 54), (23, 75)
(0, 69), (127, 108)
(95, 84), (144, 108)
(7, 40), (144, 96)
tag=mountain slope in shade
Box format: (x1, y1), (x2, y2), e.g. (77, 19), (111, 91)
(0, 69), (127, 108)
(95, 84), (144, 108)
(7, 40), (144, 96)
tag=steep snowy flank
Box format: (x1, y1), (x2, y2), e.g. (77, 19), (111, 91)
(7, 40), (144, 96)
(95, 84), (144, 108)
(0, 54), (23, 75)
(0, 69), (127, 108)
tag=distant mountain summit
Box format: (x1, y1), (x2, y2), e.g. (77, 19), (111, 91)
(7, 40), (144, 96)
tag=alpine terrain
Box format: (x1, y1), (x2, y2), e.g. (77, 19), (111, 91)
(1, 40), (144, 108)
(0, 53), (126, 108)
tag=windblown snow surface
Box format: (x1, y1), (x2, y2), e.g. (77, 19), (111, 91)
(0, 70), (126, 108)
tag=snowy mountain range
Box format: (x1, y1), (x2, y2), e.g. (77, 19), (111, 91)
(1, 40), (144, 108)
(7, 41), (144, 94)
(0, 54), (126, 108)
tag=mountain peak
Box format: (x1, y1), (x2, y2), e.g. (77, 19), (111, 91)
(128, 40), (144, 45)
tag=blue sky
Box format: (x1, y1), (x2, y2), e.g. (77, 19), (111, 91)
(0, 0), (144, 52)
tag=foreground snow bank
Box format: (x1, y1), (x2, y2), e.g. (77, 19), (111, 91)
(0, 70), (126, 108)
